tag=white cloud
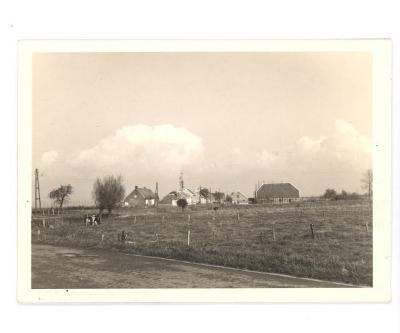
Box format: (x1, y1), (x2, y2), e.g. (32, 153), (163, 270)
(70, 124), (204, 173)
(40, 150), (58, 168)
(257, 120), (372, 193)
(259, 150), (279, 166)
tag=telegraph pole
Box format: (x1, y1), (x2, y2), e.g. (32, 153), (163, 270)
(199, 185), (202, 204)
(34, 168), (42, 209)
(179, 172), (184, 191)
(155, 182), (159, 207)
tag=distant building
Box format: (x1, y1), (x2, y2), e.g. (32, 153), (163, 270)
(159, 191), (178, 206)
(159, 188), (197, 206)
(230, 191), (248, 205)
(256, 183), (300, 204)
(194, 189), (208, 204)
(178, 187), (197, 205)
(124, 186), (156, 207)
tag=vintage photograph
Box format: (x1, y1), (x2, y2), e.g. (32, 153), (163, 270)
(17, 41), (392, 302)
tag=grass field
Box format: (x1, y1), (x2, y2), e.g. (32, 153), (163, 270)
(31, 199), (373, 286)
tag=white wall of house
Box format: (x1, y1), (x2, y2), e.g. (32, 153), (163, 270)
(145, 198), (155, 206)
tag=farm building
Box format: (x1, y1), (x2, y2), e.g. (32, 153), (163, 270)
(230, 191), (248, 205)
(123, 186), (156, 207)
(195, 190), (208, 204)
(159, 188), (197, 206)
(178, 187), (197, 205)
(159, 191), (179, 206)
(256, 183), (300, 204)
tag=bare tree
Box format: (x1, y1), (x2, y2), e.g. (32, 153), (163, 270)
(361, 169), (373, 199)
(92, 175), (125, 215)
(49, 184), (73, 209)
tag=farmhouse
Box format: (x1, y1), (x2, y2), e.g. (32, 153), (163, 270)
(159, 191), (178, 206)
(230, 191), (248, 205)
(159, 188), (197, 206)
(123, 186), (156, 207)
(256, 183), (300, 204)
(194, 189), (208, 204)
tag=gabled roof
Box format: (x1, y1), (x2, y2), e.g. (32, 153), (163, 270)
(159, 191), (178, 204)
(181, 187), (196, 196)
(124, 187), (155, 201)
(257, 183), (299, 198)
(231, 191), (247, 199)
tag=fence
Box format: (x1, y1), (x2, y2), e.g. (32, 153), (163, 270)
(32, 200), (372, 250)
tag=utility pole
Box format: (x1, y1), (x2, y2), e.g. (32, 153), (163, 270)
(34, 168), (42, 209)
(155, 182), (159, 207)
(179, 171), (184, 191)
(199, 185), (202, 204)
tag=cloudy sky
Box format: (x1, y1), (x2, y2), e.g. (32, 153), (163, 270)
(32, 52), (372, 204)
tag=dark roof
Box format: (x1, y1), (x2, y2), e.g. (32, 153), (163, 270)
(256, 183), (299, 198)
(124, 187), (155, 201)
(159, 192), (178, 204)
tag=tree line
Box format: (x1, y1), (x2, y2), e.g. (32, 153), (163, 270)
(321, 169), (373, 200)
(46, 169), (373, 212)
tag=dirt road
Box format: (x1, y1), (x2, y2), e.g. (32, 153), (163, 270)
(32, 244), (354, 288)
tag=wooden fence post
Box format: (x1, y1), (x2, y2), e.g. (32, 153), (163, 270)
(187, 230), (191, 246)
(101, 234), (105, 242)
(42, 219), (46, 228)
(237, 212), (240, 222)
(272, 223), (276, 241)
(365, 221), (369, 233)
(134, 216), (137, 224)
(310, 223), (315, 239)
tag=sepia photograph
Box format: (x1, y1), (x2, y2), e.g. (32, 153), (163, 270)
(17, 40), (392, 302)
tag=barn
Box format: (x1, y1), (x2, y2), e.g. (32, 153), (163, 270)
(123, 186), (156, 207)
(256, 183), (300, 204)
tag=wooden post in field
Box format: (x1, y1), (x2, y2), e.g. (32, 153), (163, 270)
(188, 214), (191, 224)
(101, 234), (105, 242)
(52, 208), (54, 215)
(134, 216), (137, 224)
(310, 223), (315, 239)
(37, 229), (41, 240)
(42, 219), (46, 228)
(365, 221), (369, 233)
(272, 223), (276, 241)
(237, 212), (240, 222)
(187, 230), (191, 246)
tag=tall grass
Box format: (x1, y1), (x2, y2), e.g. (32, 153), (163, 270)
(32, 200), (372, 285)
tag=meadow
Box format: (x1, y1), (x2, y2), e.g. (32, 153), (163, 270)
(31, 199), (373, 286)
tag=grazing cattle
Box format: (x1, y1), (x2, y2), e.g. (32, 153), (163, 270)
(84, 214), (101, 226)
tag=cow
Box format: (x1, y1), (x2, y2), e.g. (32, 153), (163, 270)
(84, 214), (101, 226)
